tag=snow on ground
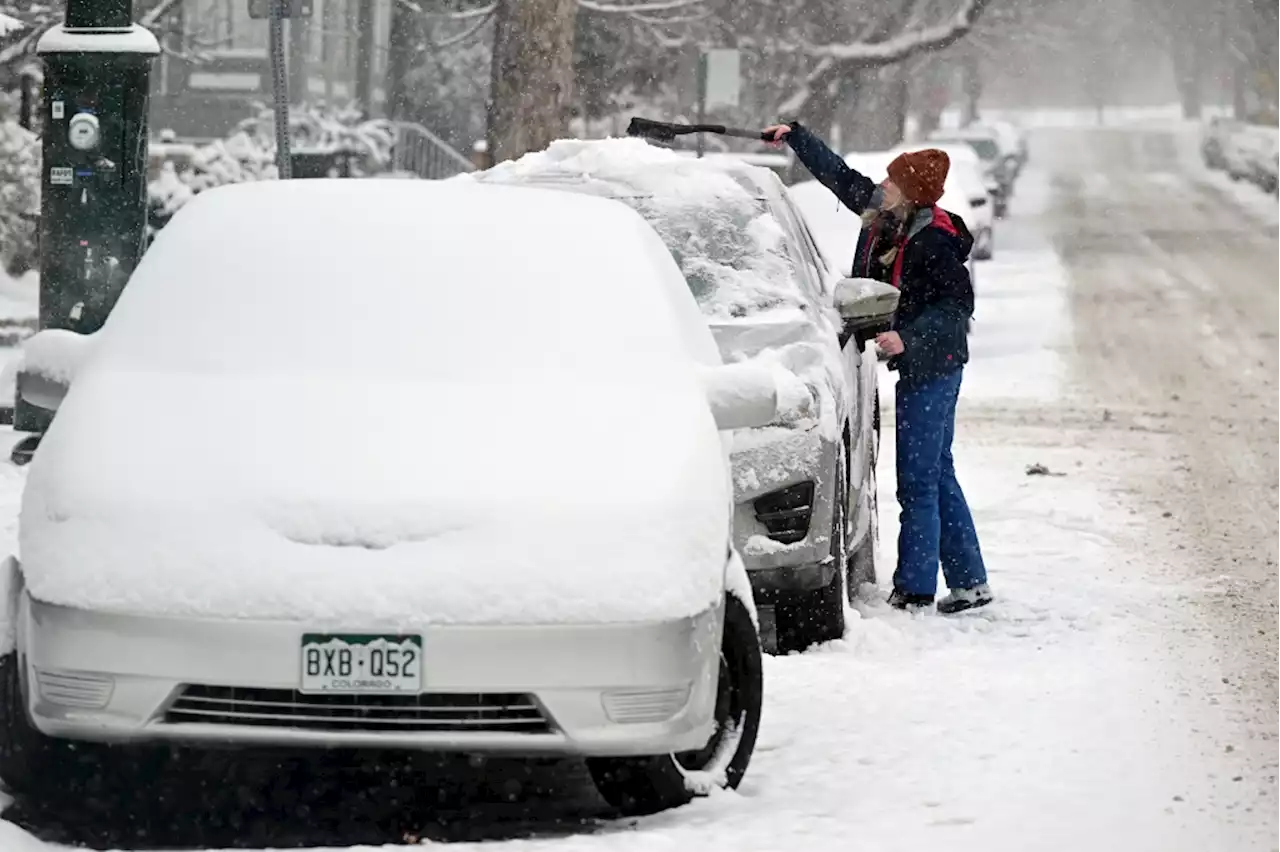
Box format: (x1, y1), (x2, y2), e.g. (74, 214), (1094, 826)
(0, 156), (1274, 850)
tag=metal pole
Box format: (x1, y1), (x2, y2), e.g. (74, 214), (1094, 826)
(695, 50), (707, 159)
(268, 0), (292, 179)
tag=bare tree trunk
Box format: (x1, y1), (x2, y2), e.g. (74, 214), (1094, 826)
(1170, 31), (1204, 119)
(1232, 53), (1248, 120)
(961, 51), (981, 126)
(355, 0), (375, 118)
(911, 57), (950, 140)
(386, 0), (418, 122)
(487, 0), (579, 163)
(836, 66), (909, 152)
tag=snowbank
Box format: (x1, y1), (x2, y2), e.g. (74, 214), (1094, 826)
(20, 179), (733, 625)
(0, 119), (39, 276)
(147, 105), (400, 229)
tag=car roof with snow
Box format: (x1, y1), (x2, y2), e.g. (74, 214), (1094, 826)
(99, 178), (711, 383)
(466, 138), (811, 321)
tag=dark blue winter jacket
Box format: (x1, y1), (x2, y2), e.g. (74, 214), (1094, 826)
(785, 123), (975, 385)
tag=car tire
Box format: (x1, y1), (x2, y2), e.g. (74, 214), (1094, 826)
(587, 591), (763, 817)
(849, 388), (882, 599)
(0, 652), (114, 800)
(973, 230), (994, 261)
(847, 465), (879, 597)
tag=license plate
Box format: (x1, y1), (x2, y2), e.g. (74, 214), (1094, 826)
(300, 634), (423, 694)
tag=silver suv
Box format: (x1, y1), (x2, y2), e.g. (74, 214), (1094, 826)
(471, 140), (895, 652)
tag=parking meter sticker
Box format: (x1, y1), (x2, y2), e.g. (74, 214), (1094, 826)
(51, 101), (64, 120)
(50, 167), (73, 186)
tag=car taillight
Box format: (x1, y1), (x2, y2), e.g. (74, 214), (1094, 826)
(753, 481), (815, 545)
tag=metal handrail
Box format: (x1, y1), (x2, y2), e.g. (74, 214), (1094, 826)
(391, 121), (474, 180)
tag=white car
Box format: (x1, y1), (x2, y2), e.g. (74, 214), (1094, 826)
(790, 150), (984, 272)
(469, 139), (900, 654)
(1, 178), (783, 816)
(1202, 117), (1242, 171)
(971, 120), (1028, 175)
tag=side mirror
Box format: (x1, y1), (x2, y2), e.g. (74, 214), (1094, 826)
(700, 361), (780, 431)
(834, 277), (899, 324)
(15, 329), (95, 414)
(835, 277), (899, 349)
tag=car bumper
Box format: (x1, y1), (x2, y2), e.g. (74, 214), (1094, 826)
(18, 595), (722, 758)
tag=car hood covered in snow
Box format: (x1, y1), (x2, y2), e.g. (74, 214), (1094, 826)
(17, 178), (732, 627)
(20, 371), (730, 626)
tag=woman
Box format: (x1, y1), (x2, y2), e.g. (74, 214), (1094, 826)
(764, 121), (992, 614)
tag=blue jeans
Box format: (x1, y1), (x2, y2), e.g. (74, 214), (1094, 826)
(893, 368), (987, 597)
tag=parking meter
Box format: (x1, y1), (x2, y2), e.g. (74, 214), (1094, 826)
(13, 7), (158, 436)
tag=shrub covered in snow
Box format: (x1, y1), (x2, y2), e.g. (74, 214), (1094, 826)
(0, 116), (38, 277)
(148, 104), (401, 234)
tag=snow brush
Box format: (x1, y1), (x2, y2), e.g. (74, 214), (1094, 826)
(626, 117), (772, 143)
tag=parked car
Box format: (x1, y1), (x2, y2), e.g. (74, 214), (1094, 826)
(1201, 117), (1242, 171)
(469, 139), (900, 654)
(1, 178), (788, 816)
(928, 126), (1016, 215)
(1249, 126), (1280, 191)
(793, 149), (985, 269)
(1223, 125), (1256, 182)
(980, 119), (1029, 172)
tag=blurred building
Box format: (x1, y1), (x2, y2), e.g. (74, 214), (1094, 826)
(151, 0), (392, 141)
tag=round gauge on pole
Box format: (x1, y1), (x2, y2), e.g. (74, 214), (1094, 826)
(67, 113), (100, 151)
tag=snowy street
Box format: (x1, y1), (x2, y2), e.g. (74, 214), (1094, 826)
(0, 124), (1276, 851)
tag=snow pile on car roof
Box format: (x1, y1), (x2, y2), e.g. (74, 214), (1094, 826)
(17, 179), (734, 626)
(469, 138), (805, 321)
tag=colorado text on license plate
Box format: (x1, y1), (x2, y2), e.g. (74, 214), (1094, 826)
(300, 634), (423, 694)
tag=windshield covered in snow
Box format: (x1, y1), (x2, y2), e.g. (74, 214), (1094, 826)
(620, 192), (799, 319)
(935, 136), (1001, 161)
(470, 139), (806, 321)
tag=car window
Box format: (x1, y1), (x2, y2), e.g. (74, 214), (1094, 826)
(619, 192), (806, 320)
(933, 137), (999, 161)
(778, 194), (838, 294)
(475, 163), (808, 321)
(762, 194), (827, 305)
(962, 139), (1000, 161)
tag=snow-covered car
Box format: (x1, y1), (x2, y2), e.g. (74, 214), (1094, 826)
(0, 178), (782, 816)
(791, 151), (983, 273)
(928, 126), (1016, 215)
(1201, 117), (1242, 171)
(971, 120), (1028, 176)
(1226, 123), (1280, 193)
(1222, 126), (1256, 183)
(468, 139), (900, 654)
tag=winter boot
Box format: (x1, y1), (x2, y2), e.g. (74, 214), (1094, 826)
(937, 583), (994, 615)
(887, 590), (934, 611)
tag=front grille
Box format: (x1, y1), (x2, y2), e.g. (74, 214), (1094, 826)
(753, 480), (816, 544)
(164, 685), (552, 734)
